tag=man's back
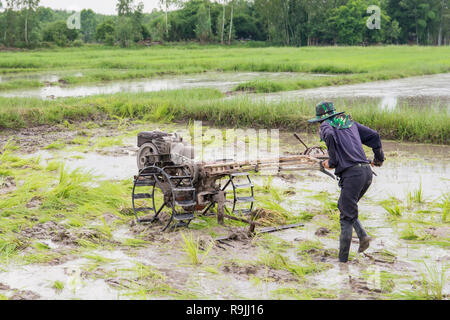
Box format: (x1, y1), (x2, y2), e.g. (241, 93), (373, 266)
(320, 120), (383, 176)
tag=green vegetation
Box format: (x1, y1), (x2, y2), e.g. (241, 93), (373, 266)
(0, 142), (130, 262)
(393, 263), (448, 300)
(0, 45), (449, 91)
(383, 201), (403, 217)
(52, 280), (64, 292)
(0, 0), (448, 48)
(1, 87), (448, 144)
(179, 232), (214, 265)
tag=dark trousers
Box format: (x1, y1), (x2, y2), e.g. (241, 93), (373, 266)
(337, 165), (373, 262)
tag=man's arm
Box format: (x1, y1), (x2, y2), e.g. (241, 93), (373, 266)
(320, 122), (338, 169)
(355, 122), (385, 165)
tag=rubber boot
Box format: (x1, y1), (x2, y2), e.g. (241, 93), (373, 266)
(339, 220), (353, 263)
(353, 219), (371, 253)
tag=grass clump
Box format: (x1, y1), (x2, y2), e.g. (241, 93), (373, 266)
(435, 193), (449, 223)
(381, 197), (404, 218)
(44, 141), (66, 150)
(394, 263), (448, 300)
(179, 232), (214, 265)
(52, 280), (64, 292)
(407, 183), (425, 207)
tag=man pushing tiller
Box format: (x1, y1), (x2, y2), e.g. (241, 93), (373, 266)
(308, 102), (385, 263)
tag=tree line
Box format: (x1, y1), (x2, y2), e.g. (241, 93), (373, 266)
(0, 0), (448, 48)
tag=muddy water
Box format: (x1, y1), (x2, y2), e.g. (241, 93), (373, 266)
(0, 71), (83, 83)
(249, 73), (450, 110)
(0, 72), (326, 99)
(2, 123), (449, 299)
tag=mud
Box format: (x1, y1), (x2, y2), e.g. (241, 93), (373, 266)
(20, 221), (77, 246)
(0, 176), (16, 194)
(0, 121), (448, 300)
(315, 227), (331, 237)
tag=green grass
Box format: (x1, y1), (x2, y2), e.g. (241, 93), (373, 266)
(179, 232), (214, 265)
(393, 263), (448, 300)
(435, 193), (449, 223)
(0, 86), (448, 144)
(0, 45), (449, 90)
(407, 183), (425, 207)
(0, 142), (132, 262)
(52, 280), (65, 292)
(383, 202), (403, 217)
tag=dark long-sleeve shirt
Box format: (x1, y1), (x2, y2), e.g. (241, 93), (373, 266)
(320, 121), (384, 176)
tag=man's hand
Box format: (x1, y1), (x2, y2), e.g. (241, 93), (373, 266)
(321, 160), (331, 169)
(371, 158), (384, 167)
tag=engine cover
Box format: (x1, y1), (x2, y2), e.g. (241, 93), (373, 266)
(136, 131), (194, 169)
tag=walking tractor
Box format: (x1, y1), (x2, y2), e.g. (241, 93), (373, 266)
(131, 131), (332, 233)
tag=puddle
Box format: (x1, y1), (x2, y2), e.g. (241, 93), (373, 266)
(0, 71), (327, 99)
(0, 258), (119, 300)
(248, 73), (450, 110)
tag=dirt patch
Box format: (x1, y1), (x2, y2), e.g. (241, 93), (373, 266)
(253, 208), (287, 226)
(424, 227), (450, 239)
(103, 212), (120, 224)
(363, 250), (397, 265)
(0, 176), (16, 194)
(9, 290), (40, 300)
(9, 290), (41, 300)
(222, 262), (258, 276)
(349, 276), (382, 296)
(26, 196), (42, 209)
(0, 125), (75, 154)
(283, 189), (296, 196)
(221, 261), (297, 282)
(20, 221), (114, 247)
(21, 221), (67, 240)
(0, 283), (11, 291)
(315, 227), (331, 237)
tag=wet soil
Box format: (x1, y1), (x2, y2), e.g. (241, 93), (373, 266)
(0, 121), (448, 300)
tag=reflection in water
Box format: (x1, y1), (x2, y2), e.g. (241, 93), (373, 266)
(252, 73), (450, 110)
(0, 72), (84, 83)
(0, 72), (325, 99)
(380, 96), (397, 110)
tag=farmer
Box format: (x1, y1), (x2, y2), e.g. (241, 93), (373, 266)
(308, 102), (385, 263)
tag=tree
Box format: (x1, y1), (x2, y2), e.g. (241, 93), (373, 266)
(116, 16), (134, 47)
(115, 0), (147, 45)
(81, 9), (98, 42)
(228, 0), (233, 44)
(220, 0), (226, 43)
(2, 0), (20, 46)
(43, 20), (79, 46)
(195, 3), (211, 42)
(159, 0), (181, 38)
(116, 0), (134, 16)
(328, 0), (366, 45)
(18, 0), (39, 46)
(96, 18), (116, 45)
